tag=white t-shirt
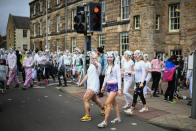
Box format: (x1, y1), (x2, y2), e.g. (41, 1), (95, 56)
(122, 59), (134, 80)
(87, 63), (101, 93)
(103, 64), (122, 89)
(134, 60), (146, 83)
(144, 61), (152, 81)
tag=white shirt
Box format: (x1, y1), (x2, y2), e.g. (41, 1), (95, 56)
(122, 59), (134, 80)
(7, 53), (17, 69)
(144, 61), (152, 81)
(87, 63), (101, 93)
(64, 55), (72, 65)
(134, 60), (146, 83)
(103, 64), (121, 89)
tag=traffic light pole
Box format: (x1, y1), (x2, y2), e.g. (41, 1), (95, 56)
(83, 7), (87, 89)
(191, 53), (196, 119)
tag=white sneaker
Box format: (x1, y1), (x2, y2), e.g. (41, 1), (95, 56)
(97, 121), (107, 128)
(139, 107), (148, 112)
(124, 109), (133, 115)
(111, 117), (121, 124)
(122, 104), (130, 109)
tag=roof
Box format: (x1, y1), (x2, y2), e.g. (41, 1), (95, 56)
(11, 15), (30, 29)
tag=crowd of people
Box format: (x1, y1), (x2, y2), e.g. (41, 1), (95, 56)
(0, 46), (195, 127)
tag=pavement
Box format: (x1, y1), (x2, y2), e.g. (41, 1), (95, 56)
(57, 80), (196, 131)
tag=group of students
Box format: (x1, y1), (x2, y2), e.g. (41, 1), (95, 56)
(0, 47), (84, 90)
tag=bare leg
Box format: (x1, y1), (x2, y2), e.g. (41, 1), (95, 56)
(112, 98), (120, 118)
(104, 92), (117, 123)
(92, 95), (103, 109)
(83, 89), (94, 116)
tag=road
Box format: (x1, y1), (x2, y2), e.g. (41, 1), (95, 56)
(0, 86), (168, 131)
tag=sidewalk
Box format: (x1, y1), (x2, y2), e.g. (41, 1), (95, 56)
(57, 82), (196, 131)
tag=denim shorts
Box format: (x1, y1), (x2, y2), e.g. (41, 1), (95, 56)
(106, 83), (118, 93)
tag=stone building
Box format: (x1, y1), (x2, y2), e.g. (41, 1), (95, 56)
(6, 14), (30, 50)
(29, 0), (196, 58)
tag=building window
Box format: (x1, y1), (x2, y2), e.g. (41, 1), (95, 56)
(170, 49), (182, 56)
(71, 37), (76, 53)
(56, 15), (60, 33)
(102, 1), (106, 23)
(23, 44), (27, 50)
(120, 32), (129, 56)
(155, 15), (160, 30)
(40, 21), (42, 35)
(33, 5), (36, 15)
(56, 0), (60, 5)
(121, 0), (130, 20)
(71, 9), (76, 30)
(56, 39), (60, 52)
(47, 18), (50, 34)
(134, 15), (140, 29)
(47, 0), (50, 9)
(23, 30), (27, 37)
(40, 1), (43, 12)
(33, 24), (36, 37)
(99, 34), (106, 49)
(169, 3), (180, 32)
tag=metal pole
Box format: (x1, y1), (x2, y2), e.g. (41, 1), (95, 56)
(46, 0), (48, 50)
(83, 7), (87, 89)
(64, 0), (68, 50)
(191, 53), (196, 119)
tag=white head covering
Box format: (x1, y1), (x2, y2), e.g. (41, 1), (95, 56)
(144, 54), (149, 60)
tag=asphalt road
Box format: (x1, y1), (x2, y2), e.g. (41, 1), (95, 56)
(0, 86), (168, 131)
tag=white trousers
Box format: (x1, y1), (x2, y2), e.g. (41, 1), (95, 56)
(189, 77), (193, 99)
(123, 77), (133, 106)
(143, 74), (152, 95)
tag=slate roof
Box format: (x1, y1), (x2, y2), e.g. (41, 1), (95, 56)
(11, 15), (30, 29)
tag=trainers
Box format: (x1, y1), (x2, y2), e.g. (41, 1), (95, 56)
(101, 106), (106, 115)
(111, 117), (121, 124)
(168, 99), (177, 104)
(122, 104), (130, 109)
(97, 121), (107, 128)
(80, 115), (91, 122)
(124, 109), (133, 115)
(139, 107), (148, 112)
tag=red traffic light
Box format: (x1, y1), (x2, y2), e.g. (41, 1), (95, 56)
(94, 6), (100, 13)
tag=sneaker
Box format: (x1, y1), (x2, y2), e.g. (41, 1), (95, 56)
(124, 109), (133, 115)
(80, 115), (91, 122)
(122, 104), (130, 109)
(168, 99), (177, 104)
(101, 106), (106, 115)
(139, 107), (148, 112)
(111, 117), (121, 124)
(163, 98), (168, 102)
(97, 121), (107, 128)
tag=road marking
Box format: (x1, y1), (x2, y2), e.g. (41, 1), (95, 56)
(110, 128), (117, 130)
(59, 94), (62, 97)
(44, 96), (48, 98)
(131, 123), (137, 126)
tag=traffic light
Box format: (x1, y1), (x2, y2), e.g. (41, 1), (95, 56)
(74, 6), (86, 33)
(89, 2), (102, 32)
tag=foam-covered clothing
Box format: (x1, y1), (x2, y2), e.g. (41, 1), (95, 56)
(87, 63), (101, 93)
(103, 64), (121, 90)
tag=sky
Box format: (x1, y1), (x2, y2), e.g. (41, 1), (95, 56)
(0, 0), (33, 36)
